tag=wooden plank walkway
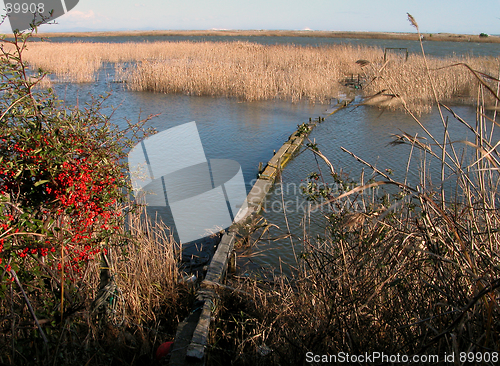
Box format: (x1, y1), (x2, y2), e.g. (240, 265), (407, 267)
(169, 99), (353, 365)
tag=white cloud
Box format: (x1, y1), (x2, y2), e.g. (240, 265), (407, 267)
(63, 10), (96, 20)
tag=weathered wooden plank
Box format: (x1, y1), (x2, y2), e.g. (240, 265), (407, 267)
(267, 143), (291, 167)
(172, 100), (354, 365)
(246, 179), (273, 209)
(186, 301), (212, 360)
(204, 232), (235, 283)
(169, 309), (203, 366)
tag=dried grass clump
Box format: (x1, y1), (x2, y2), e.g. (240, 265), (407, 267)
(0, 202), (189, 365)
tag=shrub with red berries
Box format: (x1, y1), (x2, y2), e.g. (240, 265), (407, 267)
(0, 33), (153, 302)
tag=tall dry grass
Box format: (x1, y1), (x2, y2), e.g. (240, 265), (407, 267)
(16, 40), (499, 112)
(7, 41), (182, 82)
(0, 201), (189, 365)
(15, 42), (104, 82)
(104, 202), (181, 327)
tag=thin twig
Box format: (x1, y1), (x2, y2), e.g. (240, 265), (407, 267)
(10, 269), (49, 345)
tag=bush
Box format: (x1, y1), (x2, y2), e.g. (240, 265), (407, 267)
(0, 30), (134, 292)
(0, 29), (183, 366)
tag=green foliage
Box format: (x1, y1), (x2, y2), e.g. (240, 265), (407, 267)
(295, 122), (311, 137)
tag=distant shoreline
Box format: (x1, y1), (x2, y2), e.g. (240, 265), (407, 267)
(16, 29), (500, 44)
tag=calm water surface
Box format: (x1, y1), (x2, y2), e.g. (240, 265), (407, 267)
(49, 36), (499, 270)
(252, 104), (499, 273)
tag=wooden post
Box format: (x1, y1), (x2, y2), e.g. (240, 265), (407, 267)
(228, 251), (237, 273)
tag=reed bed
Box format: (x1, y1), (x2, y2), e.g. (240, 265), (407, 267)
(362, 53), (500, 113)
(13, 42), (104, 83)
(115, 42), (374, 102)
(16, 40), (499, 113)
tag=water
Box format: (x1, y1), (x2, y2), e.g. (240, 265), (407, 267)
(252, 104), (500, 273)
(52, 64), (326, 260)
(46, 36), (499, 270)
(53, 65), (326, 192)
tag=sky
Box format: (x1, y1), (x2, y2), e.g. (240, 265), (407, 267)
(1, 0), (499, 35)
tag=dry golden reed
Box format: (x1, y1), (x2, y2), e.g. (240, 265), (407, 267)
(17, 42), (104, 82)
(111, 203), (180, 324)
(114, 41), (374, 102)
(62, 201), (181, 326)
(17, 40), (500, 112)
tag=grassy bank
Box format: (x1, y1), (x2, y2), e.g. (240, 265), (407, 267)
(18, 40), (500, 113)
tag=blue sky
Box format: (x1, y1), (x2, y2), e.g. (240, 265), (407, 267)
(1, 0), (499, 34)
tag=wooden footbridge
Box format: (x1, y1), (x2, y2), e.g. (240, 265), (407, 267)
(168, 99), (353, 365)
